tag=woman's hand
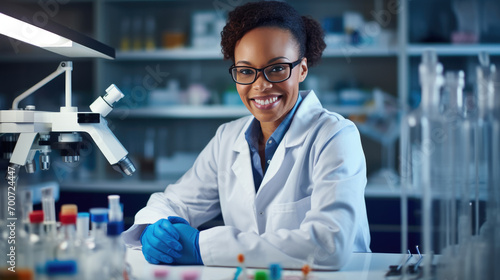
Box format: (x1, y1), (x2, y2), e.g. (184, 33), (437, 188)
(140, 217), (186, 264)
(170, 221), (203, 265)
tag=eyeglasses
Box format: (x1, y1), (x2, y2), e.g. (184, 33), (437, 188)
(229, 58), (303, 85)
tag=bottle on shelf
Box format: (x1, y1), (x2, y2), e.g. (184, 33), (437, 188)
(132, 16), (143, 51)
(145, 16), (157, 50)
(120, 17), (131, 51)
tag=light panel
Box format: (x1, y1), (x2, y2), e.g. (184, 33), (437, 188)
(0, 13), (72, 48)
(0, 4), (114, 59)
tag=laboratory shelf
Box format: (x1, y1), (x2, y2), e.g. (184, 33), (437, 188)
(115, 46), (400, 61)
(407, 44), (500, 56)
(322, 46), (399, 57)
(116, 48), (223, 61)
(109, 104), (375, 119)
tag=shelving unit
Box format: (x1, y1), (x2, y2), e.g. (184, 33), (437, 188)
(0, 0), (500, 182)
(2, 0), (498, 182)
(1, 0), (499, 253)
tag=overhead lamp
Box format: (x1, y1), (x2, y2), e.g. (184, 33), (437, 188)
(0, 3), (114, 59)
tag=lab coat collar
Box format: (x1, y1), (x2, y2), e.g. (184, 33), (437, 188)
(231, 90), (322, 152)
(283, 90), (323, 148)
(232, 117), (254, 153)
(231, 117), (257, 197)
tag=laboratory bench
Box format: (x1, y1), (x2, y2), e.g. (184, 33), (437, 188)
(19, 178), (488, 254)
(54, 179), (424, 254)
(126, 248), (418, 280)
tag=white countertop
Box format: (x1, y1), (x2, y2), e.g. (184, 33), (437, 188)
(126, 248), (406, 280)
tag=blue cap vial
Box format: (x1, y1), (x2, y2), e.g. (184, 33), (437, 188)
(90, 208), (108, 223)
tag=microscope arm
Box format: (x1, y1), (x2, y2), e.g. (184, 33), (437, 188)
(12, 62), (71, 110)
(79, 121), (128, 165)
(50, 112), (135, 176)
(78, 120), (135, 176)
(9, 133), (38, 166)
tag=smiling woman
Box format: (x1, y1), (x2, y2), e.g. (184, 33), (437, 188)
(123, 0), (371, 270)
(232, 27), (307, 132)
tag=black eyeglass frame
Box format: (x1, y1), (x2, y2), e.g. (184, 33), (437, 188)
(229, 58), (303, 85)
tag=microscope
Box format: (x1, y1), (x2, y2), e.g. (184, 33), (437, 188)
(0, 61), (136, 181)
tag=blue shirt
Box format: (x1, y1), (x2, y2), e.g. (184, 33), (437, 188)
(245, 94), (303, 192)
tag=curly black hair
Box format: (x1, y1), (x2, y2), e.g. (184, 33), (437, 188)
(220, 1), (326, 67)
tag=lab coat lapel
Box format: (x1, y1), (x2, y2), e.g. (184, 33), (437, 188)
(257, 144), (285, 196)
(231, 120), (257, 198)
(284, 90), (323, 148)
(258, 90), (322, 194)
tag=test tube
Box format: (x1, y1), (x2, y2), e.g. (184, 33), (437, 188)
(77, 212), (90, 241)
(21, 190), (33, 224)
(108, 195), (122, 222)
(41, 187), (57, 237)
(21, 190), (33, 235)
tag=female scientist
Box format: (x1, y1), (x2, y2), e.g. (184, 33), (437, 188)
(122, 1), (371, 269)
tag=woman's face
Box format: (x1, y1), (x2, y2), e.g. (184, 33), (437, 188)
(233, 27), (308, 126)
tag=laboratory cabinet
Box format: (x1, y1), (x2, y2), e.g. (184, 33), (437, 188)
(0, 0), (499, 254)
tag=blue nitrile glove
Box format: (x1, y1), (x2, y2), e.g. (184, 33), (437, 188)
(167, 216), (190, 226)
(168, 216), (203, 265)
(140, 217), (187, 264)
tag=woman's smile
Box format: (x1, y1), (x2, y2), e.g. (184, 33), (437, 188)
(251, 95), (282, 110)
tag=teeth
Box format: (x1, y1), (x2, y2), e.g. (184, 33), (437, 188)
(255, 97), (278, 105)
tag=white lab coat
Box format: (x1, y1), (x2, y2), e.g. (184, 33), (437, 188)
(122, 90), (371, 270)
